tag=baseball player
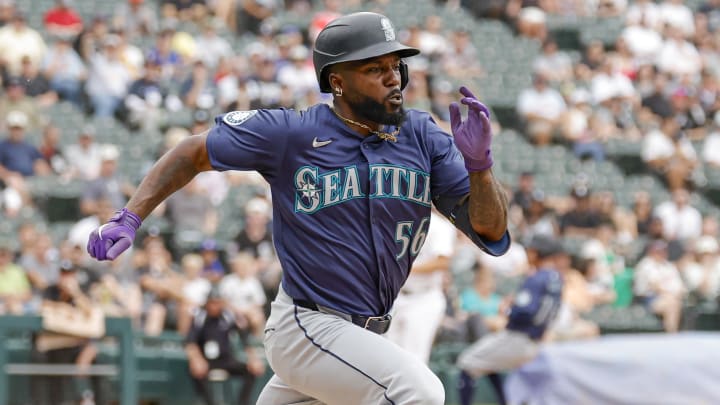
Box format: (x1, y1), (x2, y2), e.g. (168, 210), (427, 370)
(87, 12), (509, 405)
(456, 235), (564, 405)
(385, 208), (457, 364)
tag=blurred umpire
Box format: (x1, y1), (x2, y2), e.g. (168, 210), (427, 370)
(185, 285), (265, 405)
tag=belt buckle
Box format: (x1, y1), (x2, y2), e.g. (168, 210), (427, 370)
(363, 314), (392, 334)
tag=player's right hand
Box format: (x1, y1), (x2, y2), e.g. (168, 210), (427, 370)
(87, 207), (142, 261)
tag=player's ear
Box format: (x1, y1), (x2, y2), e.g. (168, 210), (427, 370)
(328, 72), (343, 93)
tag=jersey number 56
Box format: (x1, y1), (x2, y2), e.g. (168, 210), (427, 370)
(395, 216), (430, 260)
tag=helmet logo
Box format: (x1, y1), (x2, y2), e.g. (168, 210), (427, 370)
(380, 18), (395, 42)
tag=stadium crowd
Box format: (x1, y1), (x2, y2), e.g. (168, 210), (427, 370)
(2, 0), (720, 403)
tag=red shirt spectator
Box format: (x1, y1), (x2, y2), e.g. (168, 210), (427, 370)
(43, 0), (83, 39)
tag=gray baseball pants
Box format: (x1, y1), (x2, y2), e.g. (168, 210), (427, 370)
(256, 286), (445, 404)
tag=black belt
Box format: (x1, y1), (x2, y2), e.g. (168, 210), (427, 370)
(293, 299), (392, 335)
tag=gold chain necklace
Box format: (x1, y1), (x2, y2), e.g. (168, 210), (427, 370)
(331, 108), (399, 142)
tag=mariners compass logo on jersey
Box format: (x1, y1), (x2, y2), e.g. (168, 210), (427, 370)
(223, 110), (258, 126)
(294, 164), (431, 214)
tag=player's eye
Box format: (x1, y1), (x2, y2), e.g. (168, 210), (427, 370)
(367, 66), (381, 73)
(392, 64), (401, 71)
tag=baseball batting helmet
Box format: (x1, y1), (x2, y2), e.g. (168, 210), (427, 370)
(313, 12), (420, 93)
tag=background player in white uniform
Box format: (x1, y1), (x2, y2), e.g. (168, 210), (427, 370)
(386, 209), (457, 363)
(87, 12), (510, 405)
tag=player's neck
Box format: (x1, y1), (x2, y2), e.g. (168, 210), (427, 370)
(331, 103), (379, 137)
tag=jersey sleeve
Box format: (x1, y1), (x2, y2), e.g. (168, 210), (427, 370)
(205, 109), (291, 182)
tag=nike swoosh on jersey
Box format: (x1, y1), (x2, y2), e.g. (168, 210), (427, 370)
(312, 137), (333, 148)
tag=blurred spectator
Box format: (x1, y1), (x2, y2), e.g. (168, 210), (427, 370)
(657, 25), (702, 78)
(520, 189), (559, 244)
(0, 11), (47, 76)
(161, 0), (207, 23)
(640, 69), (673, 118)
(166, 176), (218, 238)
(0, 76), (44, 131)
(580, 221), (622, 290)
(199, 239), (226, 283)
(193, 20), (232, 70)
(458, 261), (508, 333)
(32, 261), (101, 405)
(641, 115), (698, 191)
(18, 233), (59, 308)
(307, 0), (341, 44)
(219, 252), (267, 336)
(442, 28), (484, 80)
(516, 71), (567, 145)
(559, 185), (603, 237)
(659, 0), (695, 38)
(146, 28), (183, 80)
(41, 35), (86, 106)
(89, 262), (142, 321)
(626, 0), (662, 31)
(560, 88), (606, 161)
(546, 252), (602, 343)
(38, 124), (66, 174)
(85, 34), (133, 117)
(178, 252), (212, 334)
(112, 0), (158, 40)
(622, 11), (664, 67)
(631, 190), (655, 236)
(63, 125), (102, 180)
(0, 241), (31, 314)
(532, 37), (573, 84)
(136, 235), (185, 335)
(114, 29), (145, 80)
(479, 229), (530, 277)
(515, 6), (547, 42)
(180, 59), (217, 110)
(511, 171), (536, 214)
(653, 188), (703, 242)
(43, 0), (83, 40)
(0, 110), (51, 177)
(596, 0), (627, 17)
(0, 0), (16, 27)
(277, 45), (317, 101)
(79, 144), (135, 215)
(245, 54), (282, 109)
(184, 286), (265, 405)
(75, 14), (110, 62)
(633, 240), (685, 332)
(681, 235), (720, 303)
(670, 86), (707, 137)
(122, 60), (170, 131)
(580, 39), (606, 71)
(18, 56), (57, 106)
(703, 112), (720, 168)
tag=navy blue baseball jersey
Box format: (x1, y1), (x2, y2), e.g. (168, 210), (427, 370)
(206, 105), (509, 316)
(506, 268), (563, 340)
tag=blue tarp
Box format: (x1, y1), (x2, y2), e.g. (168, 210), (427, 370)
(505, 332), (720, 405)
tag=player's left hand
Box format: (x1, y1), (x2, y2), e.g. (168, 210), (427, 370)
(449, 86), (494, 172)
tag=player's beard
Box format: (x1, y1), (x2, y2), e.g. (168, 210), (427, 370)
(347, 93), (406, 127)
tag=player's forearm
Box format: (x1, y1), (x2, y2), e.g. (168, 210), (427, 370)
(126, 132), (212, 218)
(468, 170), (508, 241)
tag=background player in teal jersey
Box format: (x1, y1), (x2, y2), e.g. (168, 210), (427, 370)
(87, 12), (510, 404)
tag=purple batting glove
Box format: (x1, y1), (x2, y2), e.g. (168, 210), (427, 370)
(448, 86), (494, 172)
(87, 208), (142, 261)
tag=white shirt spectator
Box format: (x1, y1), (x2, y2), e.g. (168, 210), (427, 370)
(479, 241), (529, 277)
(656, 37), (702, 77)
(621, 24), (663, 66)
(641, 128), (697, 163)
(517, 86), (567, 121)
(219, 273), (266, 311)
(634, 254), (684, 297)
(193, 29), (233, 69)
(591, 69), (636, 103)
(64, 140), (103, 180)
(625, 0), (662, 30)
(183, 277), (212, 307)
(85, 48), (132, 99)
(702, 130), (720, 167)
(0, 19), (47, 76)
(654, 196), (703, 241)
(658, 0), (695, 38)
